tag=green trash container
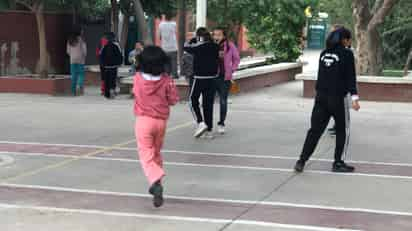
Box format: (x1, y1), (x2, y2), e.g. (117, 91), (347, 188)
(307, 19), (327, 49)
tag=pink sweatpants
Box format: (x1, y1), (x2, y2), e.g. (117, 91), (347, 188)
(135, 116), (167, 185)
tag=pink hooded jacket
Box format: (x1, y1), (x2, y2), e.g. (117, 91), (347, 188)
(133, 72), (179, 120)
(222, 41), (241, 81)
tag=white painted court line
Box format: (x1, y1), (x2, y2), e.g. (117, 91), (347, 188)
(0, 154), (14, 166)
(3, 151), (412, 181)
(0, 203), (362, 231)
(0, 140), (107, 149)
(163, 150), (412, 168)
(1, 183), (412, 218)
(2, 140), (412, 168)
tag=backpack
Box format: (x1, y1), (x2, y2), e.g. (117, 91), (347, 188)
(181, 51), (194, 78)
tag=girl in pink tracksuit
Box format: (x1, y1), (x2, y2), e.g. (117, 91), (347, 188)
(133, 46), (179, 208)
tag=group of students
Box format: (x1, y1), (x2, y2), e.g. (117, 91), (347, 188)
(132, 25), (359, 208)
(67, 28), (123, 99)
(185, 27), (241, 138)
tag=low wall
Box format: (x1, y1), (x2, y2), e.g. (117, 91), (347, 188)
(84, 56), (274, 87)
(84, 66), (102, 86)
(85, 66), (132, 86)
(121, 62), (303, 100)
(0, 76), (71, 95)
(297, 73), (412, 102)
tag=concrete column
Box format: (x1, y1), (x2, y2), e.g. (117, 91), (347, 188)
(196, 0), (207, 29)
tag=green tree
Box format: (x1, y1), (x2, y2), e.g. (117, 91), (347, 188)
(113, 0), (175, 45)
(318, 0), (353, 30)
(243, 0), (317, 62)
(70, 0), (109, 25)
(207, 0), (249, 43)
(381, 0), (412, 73)
(352, 0), (399, 75)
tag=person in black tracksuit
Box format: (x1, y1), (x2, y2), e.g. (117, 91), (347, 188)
(100, 32), (123, 99)
(295, 27), (360, 173)
(184, 28), (220, 138)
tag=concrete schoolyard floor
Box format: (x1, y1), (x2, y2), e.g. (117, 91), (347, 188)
(1, 81), (412, 231)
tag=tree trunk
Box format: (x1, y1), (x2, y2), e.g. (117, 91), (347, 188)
(367, 28), (384, 75)
(120, 13), (129, 50)
(404, 48), (412, 77)
(132, 0), (152, 45)
(177, 0), (187, 69)
(111, 0), (119, 35)
(353, 0), (372, 75)
(34, 2), (49, 78)
(352, 0), (398, 75)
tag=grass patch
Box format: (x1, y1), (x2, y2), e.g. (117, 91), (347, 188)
(382, 70), (404, 77)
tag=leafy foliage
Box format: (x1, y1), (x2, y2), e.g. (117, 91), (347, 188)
(141, 0), (176, 17)
(318, 0), (353, 30)
(381, 0), (412, 69)
(207, 0), (249, 41)
(243, 0), (317, 62)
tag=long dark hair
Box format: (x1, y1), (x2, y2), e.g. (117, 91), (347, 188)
(105, 32), (116, 42)
(196, 27), (212, 42)
(68, 26), (82, 46)
(326, 27), (352, 49)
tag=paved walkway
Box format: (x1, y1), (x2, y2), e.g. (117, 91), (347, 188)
(0, 81), (412, 230)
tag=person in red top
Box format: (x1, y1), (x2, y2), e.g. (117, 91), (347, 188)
(96, 34), (109, 95)
(133, 46), (179, 208)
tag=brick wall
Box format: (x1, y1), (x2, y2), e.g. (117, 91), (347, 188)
(0, 10), (72, 75)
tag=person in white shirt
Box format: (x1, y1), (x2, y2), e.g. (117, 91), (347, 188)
(158, 14), (178, 79)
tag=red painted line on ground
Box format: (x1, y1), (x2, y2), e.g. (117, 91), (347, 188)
(3, 142), (412, 179)
(4, 143), (412, 179)
(0, 185), (411, 230)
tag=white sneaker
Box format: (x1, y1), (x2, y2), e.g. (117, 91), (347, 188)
(217, 125), (226, 134)
(201, 131), (215, 139)
(194, 122), (208, 138)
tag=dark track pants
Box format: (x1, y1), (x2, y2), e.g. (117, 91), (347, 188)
(189, 78), (217, 131)
(215, 76), (231, 126)
(103, 68), (117, 98)
(299, 93), (351, 162)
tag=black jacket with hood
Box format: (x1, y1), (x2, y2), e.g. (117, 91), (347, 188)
(316, 45), (358, 98)
(184, 38), (220, 79)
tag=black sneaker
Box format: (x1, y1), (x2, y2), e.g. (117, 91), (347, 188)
(149, 181), (164, 208)
(328, 128), (336, 136)
(332, 161), (355, 173)
(294, 160), (306, 173)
